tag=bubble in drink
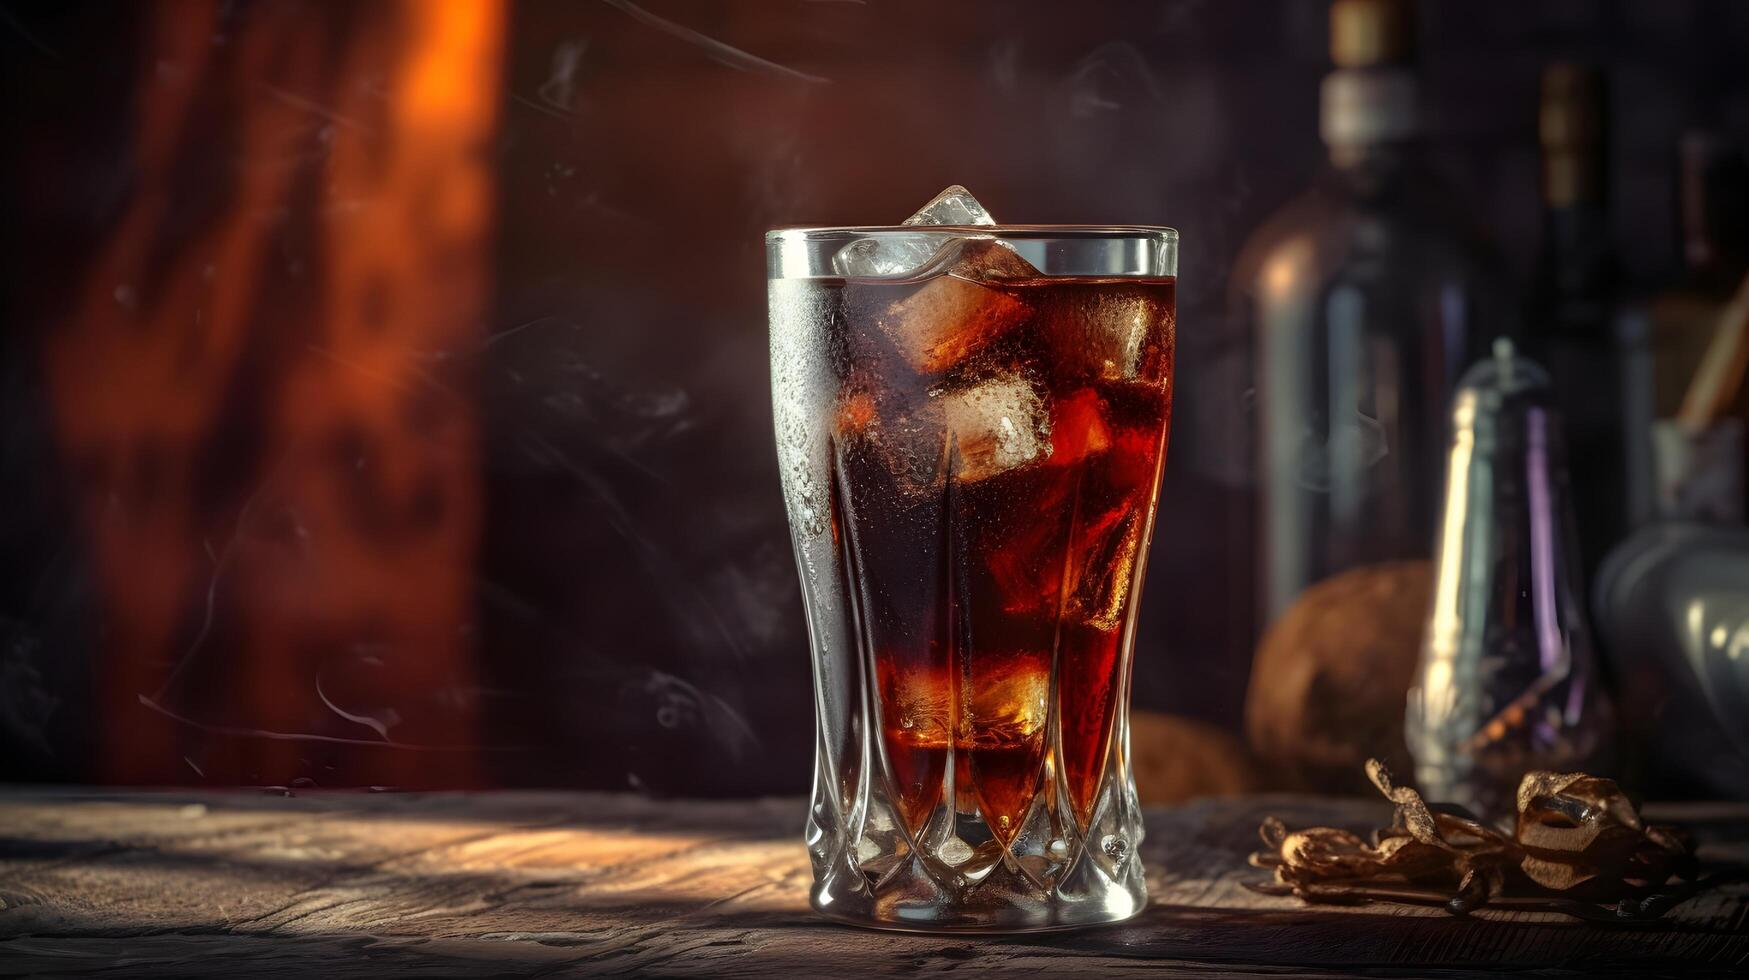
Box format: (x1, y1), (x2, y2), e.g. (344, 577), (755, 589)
(833, 379), (946, 494)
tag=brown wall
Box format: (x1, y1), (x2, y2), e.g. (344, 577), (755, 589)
(3, 0), (1747, 793)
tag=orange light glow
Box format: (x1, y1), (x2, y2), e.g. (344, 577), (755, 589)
(47, 0), (506, 786)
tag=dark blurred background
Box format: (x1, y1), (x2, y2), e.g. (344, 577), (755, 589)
(2, 0), (1746, 795)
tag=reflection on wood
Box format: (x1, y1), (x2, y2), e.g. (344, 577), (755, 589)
(44, 0), (505, 786)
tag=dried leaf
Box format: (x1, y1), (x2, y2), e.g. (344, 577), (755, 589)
(1520, 854), (1599, 891)
(1511, 769), (1675, 893)
(1450, 861), (1507, 914)
(1263, 824), (1456, 889)
(1366, 759), (1448, 849)
(1431, 811), (1511, 850)
(1516, 771), (1640, 827)
(1259, 815), (1288, 849)
(1255, 759), (1699, 918)
(1278, 827), (1372, 879)
(1367, 758), (1512, 854)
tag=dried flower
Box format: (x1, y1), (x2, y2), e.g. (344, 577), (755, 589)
(1247, 760), (1704, 921)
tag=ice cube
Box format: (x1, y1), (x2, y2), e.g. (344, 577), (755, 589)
(1065, 505), (1144, 631)
(831, 185), (1000, 279)
(975, 391), (1112, 616)
(1040, 286), (1172, 381)
(941, 374), (1052, 483)
(881, 656), (1049, 749)
(902, 184), (997, 227)
(1047, 387), (1113, 468)
(983, 478), (1075, 615)
(942, 236), (1039, 284)
(832, 233), (945, 279)
(884, 662), (953, 749)
(838, 372), (1051, 493)
(875, 240), (1038, 374)
(965, 655), (1049, 743)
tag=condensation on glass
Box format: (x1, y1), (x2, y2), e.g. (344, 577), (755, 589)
(768, 223), (1177, 930)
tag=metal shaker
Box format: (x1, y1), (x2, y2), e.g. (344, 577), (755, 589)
(1406, 338), (1614, 819)
(1594, 523), (1749, 798)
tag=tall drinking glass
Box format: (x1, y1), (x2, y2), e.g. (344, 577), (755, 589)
(768, 222), (1177, 931)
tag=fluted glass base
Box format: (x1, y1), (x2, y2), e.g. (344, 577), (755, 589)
(802, 727), (1147, 932)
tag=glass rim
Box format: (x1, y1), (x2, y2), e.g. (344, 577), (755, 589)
(764, 224), (1179, 243)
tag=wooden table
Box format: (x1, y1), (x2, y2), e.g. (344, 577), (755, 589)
(0, 789), (1744, 978)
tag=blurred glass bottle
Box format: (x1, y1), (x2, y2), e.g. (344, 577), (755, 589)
(1232, 0), (1507, 624)
(1524, 64), (1642, 579)
(1407, 340), (1613, 818)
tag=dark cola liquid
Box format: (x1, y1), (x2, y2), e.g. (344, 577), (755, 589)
(815, 264), (1175, 844)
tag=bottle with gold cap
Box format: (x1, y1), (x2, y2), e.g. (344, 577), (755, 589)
(1527, 63), (1643, 581)
(1533, 64), (1611, 331)
(1231, 0), (1511, 626)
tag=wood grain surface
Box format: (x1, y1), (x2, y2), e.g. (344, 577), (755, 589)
(0, 789), (1744, 978)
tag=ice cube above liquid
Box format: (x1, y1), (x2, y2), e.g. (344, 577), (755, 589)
(831, 185), (1012, 280)
(901, 184), (997, 227)
(833, 234), (945, 278)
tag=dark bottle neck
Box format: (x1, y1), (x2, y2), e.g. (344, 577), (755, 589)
(1538, 143), (1611, 295)
(1535, 118), (1613, 327)
(1539, 201), (1611, 279)
(1534, 199), (1614, 334)
(1534, 63), (1613, 330)
(1677, 132), (1749, 289)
